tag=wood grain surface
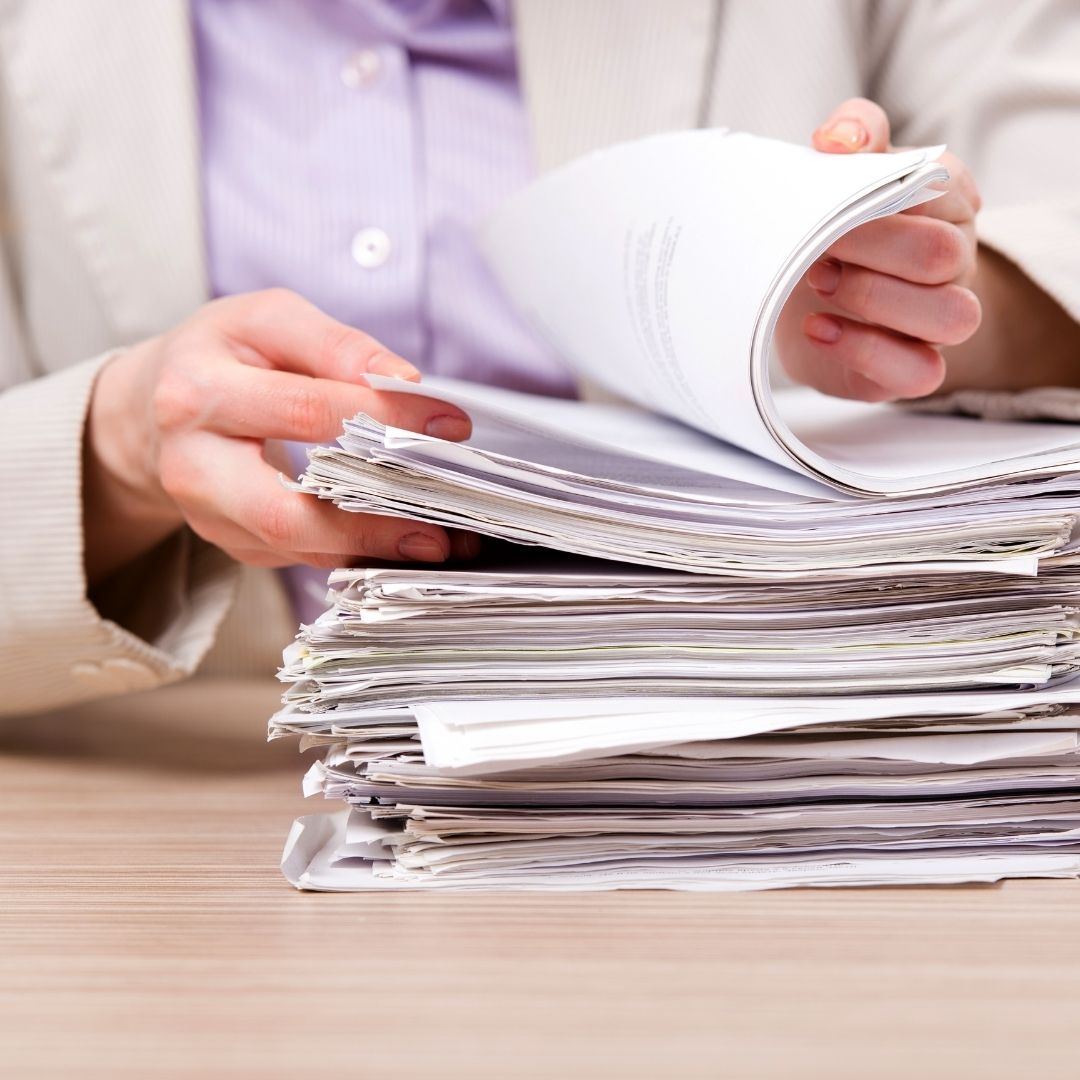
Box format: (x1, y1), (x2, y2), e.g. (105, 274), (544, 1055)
(2, 678), (1079, 1080)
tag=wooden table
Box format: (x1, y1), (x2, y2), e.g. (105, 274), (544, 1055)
(2, 678), (1079, 1079)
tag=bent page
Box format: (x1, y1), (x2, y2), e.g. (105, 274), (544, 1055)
(768, 386), (1080, 495)
(412, 681), (1080, 771)
(482, 129), (1080, 496)
(364, 371), (831, 499)
(483, 130), (941, 477)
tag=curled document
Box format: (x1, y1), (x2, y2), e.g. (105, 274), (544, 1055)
(480, 130), (1080, 495)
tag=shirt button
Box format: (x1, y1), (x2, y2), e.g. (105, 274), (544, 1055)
(351, 227), (392, 269)
(340, 49), (382, 89)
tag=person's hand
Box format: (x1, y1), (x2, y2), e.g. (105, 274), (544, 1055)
(775, 97), (983, 402)
(83, 289), (477, 584)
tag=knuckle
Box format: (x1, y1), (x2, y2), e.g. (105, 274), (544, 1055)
(228, 287), (308, 329)
(347, 527), (385, 562)
(206, 287), (299, 325)
(921, 222), (967, 282)
(844, 266), (884, 316)
(318, 321), (369, 371)
(254, 499), (297, 548)
(152, 364), (203, 431)
(354, 520), (407, 561)
(846, 328), (881, 379)
(157, 447), (200, 505)
(282, 387), (335, 439)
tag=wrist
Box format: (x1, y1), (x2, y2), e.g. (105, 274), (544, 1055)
(83, 343), (183, 584)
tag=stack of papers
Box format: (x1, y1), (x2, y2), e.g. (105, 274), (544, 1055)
(273, 130), (1080, 890)
(276, 562), (1080, 709)
(297, 377), (1080, 577)
(276, 562), (1080, 890)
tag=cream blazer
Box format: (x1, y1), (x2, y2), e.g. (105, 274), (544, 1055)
(1, 0), (1079, 718)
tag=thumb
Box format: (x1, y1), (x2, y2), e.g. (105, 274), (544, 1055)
(813, 97), (892, 154)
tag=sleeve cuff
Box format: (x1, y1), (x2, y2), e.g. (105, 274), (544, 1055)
(0, 353), (239, 716)
(978, 198), (1080, 327)
(906, 385), (1080, 423)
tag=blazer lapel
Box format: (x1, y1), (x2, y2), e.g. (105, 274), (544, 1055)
(0, 0), (207, 343)
(513, 0), (720, 170)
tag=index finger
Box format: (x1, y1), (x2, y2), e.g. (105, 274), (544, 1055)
(167, 355), (472, 443)
(902, 153), (982, 224)
(204, 287), (422, 385)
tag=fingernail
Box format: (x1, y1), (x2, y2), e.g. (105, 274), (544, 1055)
(398, 532), (448, 562)
(450, 532), (482, 559)
(367, 351), (421, 381)
(806, 259), (841, 296)
(804, 313), (843, 344)
(819, 118), (869, 150)
(425, 414), (471, 441)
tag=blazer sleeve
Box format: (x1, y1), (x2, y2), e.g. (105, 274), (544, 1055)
(0, 343), (241, 718)
(867, 0), (1080, 339)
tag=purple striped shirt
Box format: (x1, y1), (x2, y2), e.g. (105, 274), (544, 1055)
(192, 0), (575, 623)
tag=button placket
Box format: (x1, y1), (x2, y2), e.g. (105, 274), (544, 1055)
(334, 42), (425, 358)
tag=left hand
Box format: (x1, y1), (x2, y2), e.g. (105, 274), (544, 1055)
(776, 97), (983, 402)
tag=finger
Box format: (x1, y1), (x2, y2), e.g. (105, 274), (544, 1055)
(186, 488), (479, 567)
(907, 180), (984, 226)
(904, 185), (977, 226)
(213, 546), (365, 571)
(903, 152), (982, 224)
(185, 494), (358, 570)
(825, 215), (974, 285)
(227, 540), (481, 574)
(215, 546), (293, 569)
(156, 356), (472, 442)
(806, 260), (982, 346)
(202, 288), (422, 383)
(813, 97), (891, 154)
(796, 313), (945, 400)
(162, 435), (456, 563)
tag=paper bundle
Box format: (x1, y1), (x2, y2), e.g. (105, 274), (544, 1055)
(275, 562), (1080, 890)
(272, 130), (1080, 890)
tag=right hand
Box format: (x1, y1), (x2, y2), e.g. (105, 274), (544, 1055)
(83, 289), (476, 584)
